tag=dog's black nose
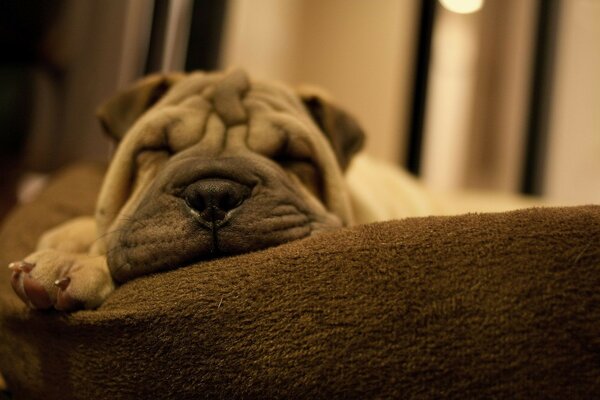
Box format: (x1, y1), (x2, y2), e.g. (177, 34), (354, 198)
(183, 179), (250, 223)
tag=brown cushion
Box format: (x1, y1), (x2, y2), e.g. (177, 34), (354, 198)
(1, 164), (599, 399)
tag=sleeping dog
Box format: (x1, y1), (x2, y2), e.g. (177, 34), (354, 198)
(10, 68), (422, 311)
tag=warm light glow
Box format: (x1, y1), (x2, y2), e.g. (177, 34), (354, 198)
(438, 0), (484, 14)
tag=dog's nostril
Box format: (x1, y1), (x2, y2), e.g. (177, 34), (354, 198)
(186, 196), (207, 213)
(183, 179), (250, 222)
(219, 192), (242, 210)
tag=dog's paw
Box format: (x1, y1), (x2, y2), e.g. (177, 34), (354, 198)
(8, 250), (114, 311)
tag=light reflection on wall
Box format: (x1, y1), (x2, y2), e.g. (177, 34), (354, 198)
(421, 5), (483, 190)
(439, 0), (485, 14)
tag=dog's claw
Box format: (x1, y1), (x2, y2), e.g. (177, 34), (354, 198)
(54, 277), (71, 290)
(8, 261), (35, 273)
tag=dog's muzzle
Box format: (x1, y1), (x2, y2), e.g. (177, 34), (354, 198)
(106, 155), (343, 283)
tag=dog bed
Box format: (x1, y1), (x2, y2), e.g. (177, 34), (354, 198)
(0, 164), (599, 399)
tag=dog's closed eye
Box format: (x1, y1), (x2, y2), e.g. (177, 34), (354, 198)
(135, 145), (173, 164)
(279, 158), (323, 200)
(134, 150), (171, 181)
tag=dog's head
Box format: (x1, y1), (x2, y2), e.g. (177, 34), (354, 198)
(95, 69), (364, 283)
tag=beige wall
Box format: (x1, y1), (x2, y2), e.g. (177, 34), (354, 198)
(221, 0), (419, 164)
(543, 0), (600, 203)
(466, 0), (536, 192)
(221, 0), (303, 82)
(421, 7), (483, 190)
(421, 0), (537, 192)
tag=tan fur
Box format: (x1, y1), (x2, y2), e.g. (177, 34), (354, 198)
(9, 69), (368, 311)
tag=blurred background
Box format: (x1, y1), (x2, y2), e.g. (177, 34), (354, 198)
(0, 0), (598, 219)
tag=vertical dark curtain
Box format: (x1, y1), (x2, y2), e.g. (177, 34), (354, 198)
(145, 0), (228, 74)
(521, 0), (561, 195)
(405, 0), (437, 176)
(185, 0), (228, 71)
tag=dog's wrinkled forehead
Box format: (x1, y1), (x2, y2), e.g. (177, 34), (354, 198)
(128, 69), (322, 161)
(159, 69), (304, 125)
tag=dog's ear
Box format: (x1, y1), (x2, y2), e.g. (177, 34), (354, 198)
(96, 73), (183, 141)
(300, 91), (365, 170)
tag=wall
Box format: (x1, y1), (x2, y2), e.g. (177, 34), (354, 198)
(543, 0), (600, 203)
(421, 0), (537, 192)
(221, 0), (419, 163)
(24, 0), (153, 170)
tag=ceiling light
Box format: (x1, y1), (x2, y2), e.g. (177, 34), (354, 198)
(438, 0), (485, 14)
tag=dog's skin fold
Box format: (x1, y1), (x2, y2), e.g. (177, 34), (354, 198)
(9, 68), (368, 311)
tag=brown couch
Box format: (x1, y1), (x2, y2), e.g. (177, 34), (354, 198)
(1, 164), (599, 399)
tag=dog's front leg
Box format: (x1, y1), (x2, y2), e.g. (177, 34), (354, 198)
(36, 216), (99, 253)
(8, 216), (115, 311)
